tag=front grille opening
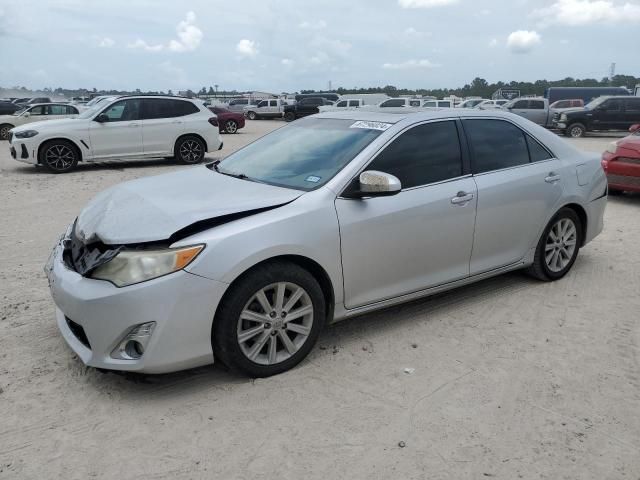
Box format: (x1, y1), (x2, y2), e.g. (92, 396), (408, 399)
(65, 317), (91, 349)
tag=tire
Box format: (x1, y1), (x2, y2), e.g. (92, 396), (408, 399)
(284, 112), (296, 122)
(175, 135), (206, 165)
(565, 123), (586, 138)
(213, 261), (326, 377)
(247, 111), (257, 120)
(39, 140), (79, 173)
(224, 120), (238, 134)
(526, 207), (582, 281)
(0, 124), (14, 140)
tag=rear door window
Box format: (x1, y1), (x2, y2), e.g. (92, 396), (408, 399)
(380, 99), (405, 107)
(348, 100), (360, 107)
(624, 98), (640, 112)
(512, 100), (529, 109)
(529, 100), (545, 109)
(49, 105), (68, 115)
(463, 119), (530, 173)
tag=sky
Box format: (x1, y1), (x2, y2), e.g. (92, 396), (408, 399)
(0, 0), (638, 93)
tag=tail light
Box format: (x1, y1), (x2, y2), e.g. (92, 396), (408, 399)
(208, 117), (218, 127)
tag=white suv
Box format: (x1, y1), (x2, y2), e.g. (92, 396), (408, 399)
(8, 95), (222, 173)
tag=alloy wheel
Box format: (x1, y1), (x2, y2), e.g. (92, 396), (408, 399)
(179, 139), (203, 163)
(225, 120), (237, 133)
(237, 282), (314, 366)
(0, 126), (10, 140)
(45, 144), (75, 171)
(545, 218), (577, 273)
(569, 126), (584, 138)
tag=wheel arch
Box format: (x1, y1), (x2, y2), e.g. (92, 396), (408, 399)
(212, 254), (336, 330)
(562, 202), (588, 246)
(37, 137), (83, 163)
(174, 133), (208, 154)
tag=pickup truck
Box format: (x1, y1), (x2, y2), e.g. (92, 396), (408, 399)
(501, 97), (557, 127)
(283, 97), (334, 121)
(243, 99), (288, 120)
(554, 96), (640, 138)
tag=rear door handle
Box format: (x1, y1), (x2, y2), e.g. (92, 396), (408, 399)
(128, 123), (139, 127)
(545, 173), (561, 183)
(451, 191), (474, 205)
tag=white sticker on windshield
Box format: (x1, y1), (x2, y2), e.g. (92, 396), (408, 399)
(305, 175), (321, 183)
(350, 121), (392, 131)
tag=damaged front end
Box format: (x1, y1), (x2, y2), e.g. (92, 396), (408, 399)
(62, 224), (122, 276)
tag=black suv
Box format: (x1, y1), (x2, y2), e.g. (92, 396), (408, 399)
(554, 96), (640, 138)
(283, 97), (334, 122)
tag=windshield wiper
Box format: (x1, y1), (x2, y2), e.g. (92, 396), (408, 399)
(208, 160), (249, 180)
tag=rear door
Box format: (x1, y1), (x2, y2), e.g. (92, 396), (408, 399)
(623, 98), (640, 129)
(141, 99), (186, 155)
(89, 98), (143, 158)
(463, 118), (563, 274)
(593, 98), (624, 130)
(527, 99), (547, 125)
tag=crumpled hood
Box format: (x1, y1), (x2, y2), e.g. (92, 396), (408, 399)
(76, 166), (303, 245)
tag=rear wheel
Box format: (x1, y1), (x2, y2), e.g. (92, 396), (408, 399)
(247, 111), (257, 120)
(566, 123), (586, 138)
(39, 140), (79, 173)
(224, 120), (238, 134)
(213, 262), (325, 377)
(526, 208), (582, 281)
(0, 124), (14, 140)
(175, 136), (205, 164)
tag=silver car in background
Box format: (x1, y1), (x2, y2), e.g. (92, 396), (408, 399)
(46, 109), (607, 377)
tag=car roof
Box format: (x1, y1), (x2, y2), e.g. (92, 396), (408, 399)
(314, 108), (520, 123)
(27, 103), (75, 107)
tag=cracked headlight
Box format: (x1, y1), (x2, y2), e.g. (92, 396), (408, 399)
(14, 130), (39, 138)
(90, 245), (204, 287)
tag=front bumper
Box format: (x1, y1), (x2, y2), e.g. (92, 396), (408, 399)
(8, 136), (38, 165)
(47, 239), (229, 373)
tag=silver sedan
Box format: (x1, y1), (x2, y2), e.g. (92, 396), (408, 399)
(46, 109), (607, 377)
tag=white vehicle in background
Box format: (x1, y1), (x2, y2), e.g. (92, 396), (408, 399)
(475, 99), (509, 110)
(8, 95), (222, 173)
(456, 98), (487, 108)
(373, 98), (425, 108)
(0, 103), (80, 140)
(243, 99), (288, 120)
(319, 94), (392, 112)
(421, 99), (454, 108)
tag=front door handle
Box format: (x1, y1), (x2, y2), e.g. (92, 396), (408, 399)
(545, 172), (561, 183)
(451, 191), (474, 205)
(128, 123), (139, 127)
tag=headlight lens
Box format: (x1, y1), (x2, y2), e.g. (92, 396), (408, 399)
(605, 141), (618, 154)
(14, 130), (38, 138)
(559, 114), (567, 121)
(90, 245), (204, 287)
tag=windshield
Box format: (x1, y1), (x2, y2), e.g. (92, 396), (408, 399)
(216, 118), (387, 191)
(77, 105), (103, 119)
(13, 107), (28, 116)
(585, 96), (608, 109)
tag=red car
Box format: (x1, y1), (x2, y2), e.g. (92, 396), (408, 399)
(208, 106), (245, 134)
(601, 124), (640, 194)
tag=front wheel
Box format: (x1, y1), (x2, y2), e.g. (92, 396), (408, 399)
(213, 262), (326, 377)
(526, 208), (582, 281)
(175, 136), (205, 164)
(284, 112), (295, 122)
(0, 123), (15, 140)
(566, 123), (586, 138)
(39, 140), (79, 173)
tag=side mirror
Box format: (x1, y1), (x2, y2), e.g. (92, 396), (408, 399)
(95, 113), (109, 123)
(344, 170), (402, 198)
(629, 124), (640, 133)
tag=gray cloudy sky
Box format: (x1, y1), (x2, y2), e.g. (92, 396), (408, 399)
(1, 0), (638, 92)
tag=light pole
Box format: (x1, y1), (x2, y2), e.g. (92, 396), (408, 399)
(214, 84), (219, 99)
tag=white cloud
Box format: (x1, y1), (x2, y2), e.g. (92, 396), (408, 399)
(507, 30), (541, 53)
(236, 39), (259, 57)
(128, 39), (164, 52)
(404, 27), (432, 37)
(488, 38), (498, 47)
(168, 11), (203, 52)
(299, 20), (327, 29)
(128, 11), (202, 53)
(399, 0), (458, 7)
(98, 37), (115, 47)
(531, 0), (640, 26)
(281, 58), (294, 66)
(382, 59), (441, 69)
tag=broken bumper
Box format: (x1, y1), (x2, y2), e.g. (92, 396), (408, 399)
(46, 240), (228, 373)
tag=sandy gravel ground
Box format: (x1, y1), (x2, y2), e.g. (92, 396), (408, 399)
(0, 120), (639, 480)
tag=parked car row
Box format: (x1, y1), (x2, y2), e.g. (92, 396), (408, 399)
(0, 103), (80, 140)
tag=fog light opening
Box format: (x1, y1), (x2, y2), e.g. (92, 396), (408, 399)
(111, 321), (156, 361)
(124, 340), (145, 359)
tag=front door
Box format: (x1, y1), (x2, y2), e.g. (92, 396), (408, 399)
(89, 98), (143, 159)
(462, 118), (564, 274)
(336, 120), (477, 309)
